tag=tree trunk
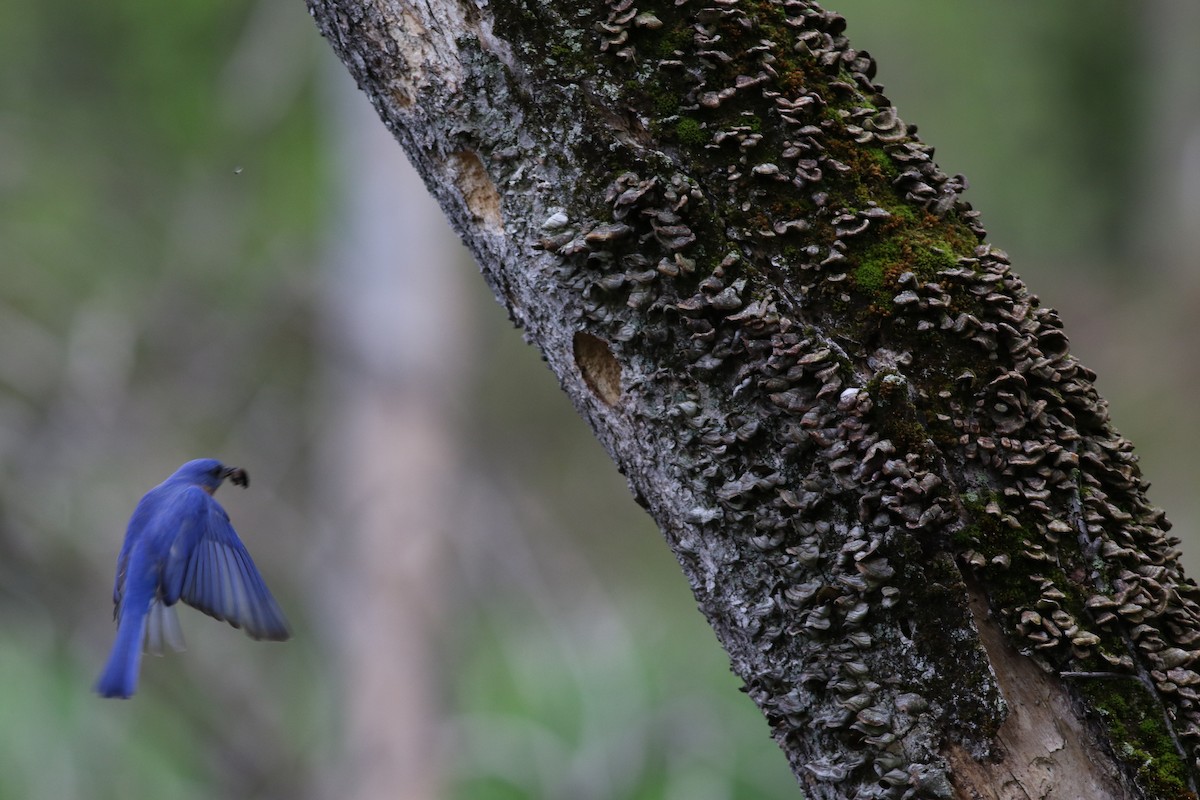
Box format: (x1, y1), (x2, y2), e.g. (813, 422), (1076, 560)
(304, 1), (1200, 797)
(316, 62), (469, 800)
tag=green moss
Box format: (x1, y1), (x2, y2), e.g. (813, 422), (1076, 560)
(843, 211), (973, 309)
(653, 24), (693, 58)
(548, 42), (574, 63)
(637, 80), (680, 118)
(1073, 679), (1194, 799)
(867, 147), (899, 180)
(886, 202), (919, 225)
(675, 116), (707, 148)
(852, 257), (887, 296)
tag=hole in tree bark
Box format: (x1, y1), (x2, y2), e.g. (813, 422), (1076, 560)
(449, 149), (503, 232)
(573, 332), (622, 407)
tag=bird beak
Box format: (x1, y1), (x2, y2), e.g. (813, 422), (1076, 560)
(223, 466), (250, 488)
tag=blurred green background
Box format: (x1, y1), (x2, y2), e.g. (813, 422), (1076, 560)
(1, 1), (1197, 798)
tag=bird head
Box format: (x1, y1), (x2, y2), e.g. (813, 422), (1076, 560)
(172, 459), (250, 494)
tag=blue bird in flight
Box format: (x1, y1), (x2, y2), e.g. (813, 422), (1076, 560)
(96, 459), (289, 698)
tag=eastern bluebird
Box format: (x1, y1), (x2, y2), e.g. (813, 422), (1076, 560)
(95, 459), (290, 698)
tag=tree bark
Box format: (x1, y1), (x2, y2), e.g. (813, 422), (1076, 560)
(305, 1), (1200, 797)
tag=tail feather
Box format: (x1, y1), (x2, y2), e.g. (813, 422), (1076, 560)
(95, 603), (150, 699)
(145, 599), (186, 655)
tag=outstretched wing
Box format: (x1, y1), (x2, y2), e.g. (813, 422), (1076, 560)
(164, 488), (290, 641)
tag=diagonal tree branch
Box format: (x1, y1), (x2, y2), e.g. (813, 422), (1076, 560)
(306, 1), (1200, 797)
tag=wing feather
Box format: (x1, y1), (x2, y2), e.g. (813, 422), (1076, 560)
(172, 494), (290, 641)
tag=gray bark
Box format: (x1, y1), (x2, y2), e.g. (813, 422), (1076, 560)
(305, 1), (1200, 797)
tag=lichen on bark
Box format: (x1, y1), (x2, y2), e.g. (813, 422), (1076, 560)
(307, 0), (1200, 796)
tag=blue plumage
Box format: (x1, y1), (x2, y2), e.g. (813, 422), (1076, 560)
(95, 459), (289, 698)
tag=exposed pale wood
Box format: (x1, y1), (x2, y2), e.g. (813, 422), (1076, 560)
(943, 585), (1128, 800)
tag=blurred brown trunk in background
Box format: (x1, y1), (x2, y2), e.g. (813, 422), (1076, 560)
(317, 62), (470, 800)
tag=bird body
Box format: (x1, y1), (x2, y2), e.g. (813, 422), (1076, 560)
(95, 459), (289, 698)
